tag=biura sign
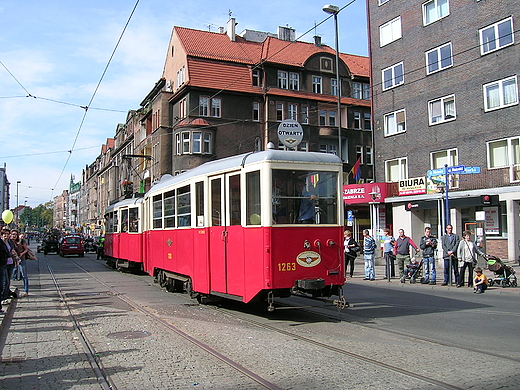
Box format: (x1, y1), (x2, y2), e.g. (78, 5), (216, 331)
(399, 176), (426, 196)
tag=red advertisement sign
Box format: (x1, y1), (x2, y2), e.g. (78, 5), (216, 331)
(343, 183), (389, 204)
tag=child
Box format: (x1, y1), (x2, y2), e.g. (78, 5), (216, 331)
(405, 258), (421, 281)
(473, 267), (488, 294)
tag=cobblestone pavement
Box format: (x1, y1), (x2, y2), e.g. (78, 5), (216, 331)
(1, 248), (519, 390)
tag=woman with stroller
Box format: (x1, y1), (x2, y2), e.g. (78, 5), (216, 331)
(456, 230), (487, 288)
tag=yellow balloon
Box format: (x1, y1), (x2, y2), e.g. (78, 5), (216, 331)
(2, 210), (14, 224)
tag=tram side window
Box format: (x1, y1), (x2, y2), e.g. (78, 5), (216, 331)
(153, 194), (163, 229)
(129, 207), (139, 232)
(114, 210), (119, 233)
(272, 169), (338, 225)
(211, 178), (222, 226)
(229, 174), (241, 225)
(106, 212), (114, 233)
(164, 190), (175, 228)
(121, 209), (129, 232)
(246, 171), (261, 225)
(177, 185), (191, 227)
(195, 181), (204, 227)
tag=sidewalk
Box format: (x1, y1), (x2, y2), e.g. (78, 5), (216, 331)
(0, 251), (100, 390)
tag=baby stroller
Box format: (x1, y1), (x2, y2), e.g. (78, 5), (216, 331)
(406, 259), (423, 284)
(486, 255), (517, 287)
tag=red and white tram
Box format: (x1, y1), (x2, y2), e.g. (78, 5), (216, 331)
(104, 149), (346, 310)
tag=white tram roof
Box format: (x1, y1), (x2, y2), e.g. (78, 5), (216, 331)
(148, 150), (341, 195)
(106, 196), (143, 213)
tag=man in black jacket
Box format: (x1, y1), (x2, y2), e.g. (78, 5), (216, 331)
(420, 227), (438, 285)
(0, 233), (10, 313)
(440, 224), (460, 286)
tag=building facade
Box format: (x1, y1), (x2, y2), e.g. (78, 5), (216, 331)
(368, 0), (519, 260)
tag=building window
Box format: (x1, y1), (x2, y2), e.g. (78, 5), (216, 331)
(203, 133), (211, 154)
(364, 113), (372, 131)
(301, 105), (309, 124)
(483, 76), (518, 112)
(423, 0), (449, 26)
(426, 42), (452, 74)
(288, 103), (298, 120)
(431, 148), (458, 187)
(382, 62), (404, 90)
(385, 157), (407, 182)
(353, 82), (370, 100)
(252, 102), (260, 121)
(176, 66), (185, 89)
(193, 132), (202, 153)
(380, 16), (401, 47)
(182, 132), (190, 153)
(179, 98), (187, 118)
(384, 109), (406, 136)
(299, 141), (308, 152)
(252, 69), (261, 86)
(276, 102), (284, 121)
(487, 137), (520, 182)
(211, 98), (221, 117)
(312, 76), (322, 94)
(319, 110), (327, 126)
(328, 110), (336, 126)
(289, 73), (299, 90)
(199, 96), (209, 116)
(356, 145), (363, 164)
(428, 94), (456, 125)
(353, 112), (361, 129)
(331, 78), (338, 97)
(480, 17), (514, 55)
(366, 146), (373, 165)
(175, 133), (181, 155)
(278, 70), (288, 89)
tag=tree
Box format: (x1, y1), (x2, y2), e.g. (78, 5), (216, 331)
(21, 201), (53, 230)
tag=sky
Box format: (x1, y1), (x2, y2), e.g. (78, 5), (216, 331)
(0, 0), (368, 209)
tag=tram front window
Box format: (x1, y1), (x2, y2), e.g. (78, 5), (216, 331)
(272, 170), (338, 225)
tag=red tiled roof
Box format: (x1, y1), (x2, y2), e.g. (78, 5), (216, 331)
(174, 27), (369, 77)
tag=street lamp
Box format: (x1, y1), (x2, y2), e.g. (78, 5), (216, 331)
(323, 4), (342, 162)
(16, 180), (21, 225)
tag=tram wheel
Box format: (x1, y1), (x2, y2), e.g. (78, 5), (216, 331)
(184, 278), (198, 299)
(158, 271), (168, 288)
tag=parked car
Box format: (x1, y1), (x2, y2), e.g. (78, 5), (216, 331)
(59, 236), (85, 257)
(42, 236), (59, 255)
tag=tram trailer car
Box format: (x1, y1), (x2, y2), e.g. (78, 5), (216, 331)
(104, 149), (346, 309)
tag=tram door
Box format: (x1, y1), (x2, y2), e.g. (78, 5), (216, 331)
(208, 172), (243, 295)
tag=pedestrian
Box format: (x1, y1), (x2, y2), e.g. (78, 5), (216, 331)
(441, 224), (460, 286)
(1, 228), (18, 306)
(0, 229), (11, 314)
(473, 267), (489, 294)
(97, 236), (105, 260)
(10, 230), (29, 297)
(395, 229), (419, 283)
(456, 230), (487, 288)
(362, 229), (376, 281)
(383, 228), (396, 279)
(419, 227), (437, 285)
(343, 230), (359, 278)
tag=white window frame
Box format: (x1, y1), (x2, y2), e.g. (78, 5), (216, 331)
(203, 133), (211, 154)
(483, 75), (518, 112)
(278, 70), (288, 89)
(331, 78), (338, 97)
(384, 109), (406, 136)
(312, 76), (322, 94)
(252, 69), (260, 86)
(289, 72), (299, 90)
(364, 112), (372, 131)
(353, 112), (361, 129)
(276, 102), (285, 121)
(423, 0), (449, 26)
(382, 62), (404, 90)
(288, 103), (298, 120)
(380, 16), (401, 47)
(328, 110), (336, 126)
(487, 137), (520, 182)
(252, 102), (260, 121)
(430, 148), (459, 188)
(385, 157), (408, 182)
(211, 98), (221, 118)
(182, 132), (190, 154)
(479, 17), (514, 55)
(428, 94), (456, 125)
(356, 145), (364, 164)
(179, 98), (187, 118)
(301, 105), (309, 124)
(199, 96), (209, 116)
(366, 146), (373, 165)
(426, 42), (453, 74)
(193, 132), (202, 154)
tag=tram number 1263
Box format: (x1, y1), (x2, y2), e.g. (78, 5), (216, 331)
(278, 262), (297, 272)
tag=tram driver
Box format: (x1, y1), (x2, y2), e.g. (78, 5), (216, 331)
(296, 180), (317, 224)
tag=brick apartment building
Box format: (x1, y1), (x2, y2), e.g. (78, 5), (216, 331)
(368, 0), (519, 260)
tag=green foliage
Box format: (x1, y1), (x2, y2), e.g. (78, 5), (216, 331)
(20, 201), (53, 230)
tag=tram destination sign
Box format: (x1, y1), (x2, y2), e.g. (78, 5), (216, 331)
(278, 119), (303, 148)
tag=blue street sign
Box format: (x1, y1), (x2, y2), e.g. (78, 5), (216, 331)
(460, 166), (481, 174)
(427, 168), (445, 177)
(447, 165), (465, 174)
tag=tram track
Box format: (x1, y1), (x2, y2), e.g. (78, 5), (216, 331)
(62, 256), (518, 389)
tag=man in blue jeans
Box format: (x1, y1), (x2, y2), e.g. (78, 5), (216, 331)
(420, 227), (437, 285)
(363, 229), (376, 281)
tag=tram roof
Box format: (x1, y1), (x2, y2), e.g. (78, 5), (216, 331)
(148, 150), (341, 194)
(106, 196), (143, 212)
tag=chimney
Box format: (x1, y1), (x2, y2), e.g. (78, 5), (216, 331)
(277, 26), (295, 41)
(227, 17), (236, 41)
(314, 36), (322, 46)
(218, 26), (224, 34)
